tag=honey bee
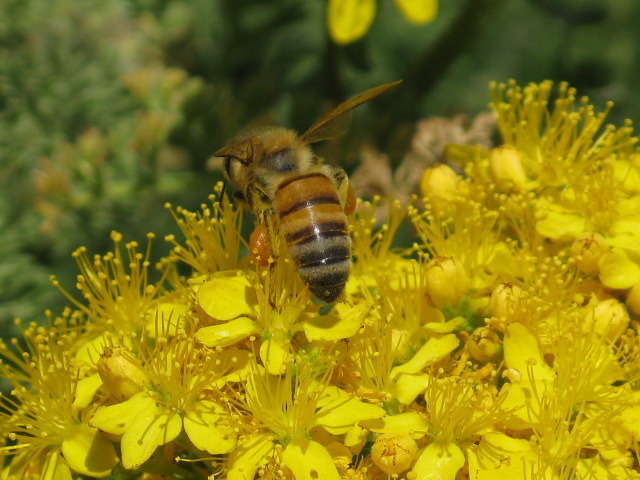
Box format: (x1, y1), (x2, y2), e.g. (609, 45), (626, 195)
(215, 80), (401, 302)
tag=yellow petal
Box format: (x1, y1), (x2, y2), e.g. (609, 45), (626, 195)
(467, 432), (536, 480)
(145, 302), (188, 337)
(302, 302), (364, 341)
(396, 0), (438, 24)
(121, 407), (182, 469)
(598, 247), (640, 289)
(315, 386), (386, 434)
(363, 411), (430, 439)
(259, 336), (290, 375)
(327, 0), (376, 44)
(344, 424), (368, 451)
(73, 333), (116, 368)
(392, 373), (431, 405)
(609, 218), (640, 250)
(576, 458), (638, 480)
(411, 442), (464, 480)
(42, 450), (72, 480)
(198, 274), (257, 320)
(503, 323), (555, 384)
(227, 433), (276, 480)
(73, 373), (103, 409)
(184, 400), (237, 454)
(390, 334), (459, 380)
(282, 438), (340, 480)
(89, 392), (156, 435)
(213, 347), (252, 387)
(61, 424), (118, 477)
(498, 383), (539, 429)
(535, 206), (586, 241)
(195, 317), (259, 347)
(619, 402), (640, 439)
(423, 316), (464, 334)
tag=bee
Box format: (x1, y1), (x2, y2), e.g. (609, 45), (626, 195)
(215, 80), (401, 303)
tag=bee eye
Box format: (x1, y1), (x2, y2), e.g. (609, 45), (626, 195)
(265, 148), (296, 172)
(223, 157), (235, 180)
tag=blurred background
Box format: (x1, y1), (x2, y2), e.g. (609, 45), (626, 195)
(1, 0), (640, 326)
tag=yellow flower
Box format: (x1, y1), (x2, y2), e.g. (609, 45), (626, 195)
(327, 0), (438, 44)
(163, 184), (245, 275)
(6, 81), (640, 478)
(0, 322), (118, 479)
(89, 336), (243, 469)
(228, 357), (386, 479)
(50, 231), (163, 334)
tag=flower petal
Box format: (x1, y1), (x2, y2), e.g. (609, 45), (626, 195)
(392, 373), (431, 405)
(61, 424), (118, 477)
(121, 407), (182, 469)
(302, 302), (364, 341)
(145, 302), (188, 337)
(395, 0), (438, 24)
(184, 400), (237, 454)
(42, 449), (72, 480)
(327, 0), (376, 44)
(362, 411), (430, 439)
(466, 431), (536, 480)
(259, 336), (290, 375)
(227, 433), (275, 480)
(198, 274), (257, 321)
(195, 316), (259, 347)
(535, 205), (586, 241)
(503, 323), (555, 384)
(411, 442), (464, 480)
(73, 373), (103, 409)
(598, 247), (640, 289)
(315, 386), (386, 434)
(89, 392), (155, 435)
(390, 334), (459, 380)
(282, 438), (340, 480)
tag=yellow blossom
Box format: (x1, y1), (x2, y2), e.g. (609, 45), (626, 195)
(50, 231), (163, 335)
(0, 322), (118, 479)
(229, 357), (385, 479)
(5, 81), (640, 479)
(89, 335), (243, 469)
(327, 0), (438, 44)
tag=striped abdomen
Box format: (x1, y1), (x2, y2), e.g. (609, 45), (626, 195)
(275, 172), (351, 303)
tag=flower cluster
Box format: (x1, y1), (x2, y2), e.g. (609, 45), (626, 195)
(2, 81), (640, 479)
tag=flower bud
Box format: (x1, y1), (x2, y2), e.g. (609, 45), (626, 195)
(489, 145), (528, 192)
(420, 164), (461, 218)
(97, 346), (150, 400)
(583, 298), (630, 341)
(371, 433), (418, 475)
(425, 256), (469, 309)
(467, 327), (501, 362)
(571, 232), (608, 274)
(627, 283), (640, 315)
(490, 283), (528, 327)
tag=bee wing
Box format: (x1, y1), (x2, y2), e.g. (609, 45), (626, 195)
(300, 79), (402, 144)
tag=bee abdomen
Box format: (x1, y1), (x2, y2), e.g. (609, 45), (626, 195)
(298, 257), (351, 303)
(275, 173), (352, 302)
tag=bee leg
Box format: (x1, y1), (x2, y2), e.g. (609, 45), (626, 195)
(327, 166), (357, 215)
(249, 224), (271, 266)
(245, 183), (278, 266)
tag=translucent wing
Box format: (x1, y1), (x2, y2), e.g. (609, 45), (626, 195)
(300, 79), (402, 144)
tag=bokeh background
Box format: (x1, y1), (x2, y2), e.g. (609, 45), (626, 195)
(1, 0), (640, 328)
